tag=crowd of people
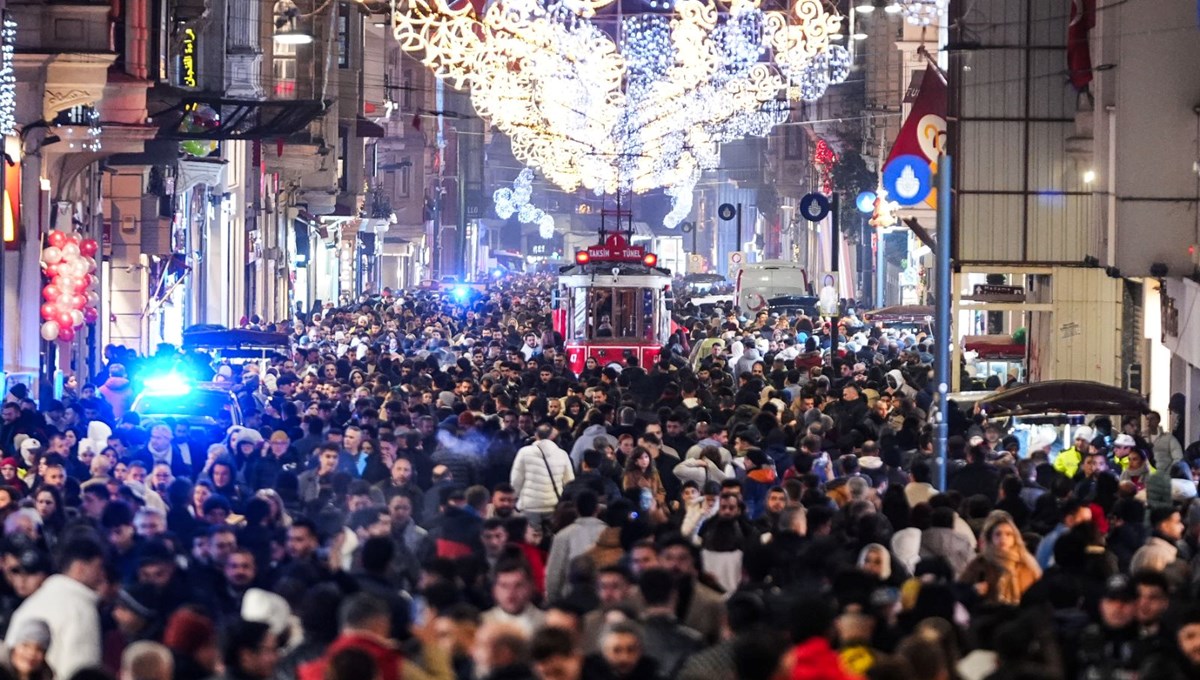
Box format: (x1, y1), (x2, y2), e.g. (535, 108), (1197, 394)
(0, 274), (1197, 680)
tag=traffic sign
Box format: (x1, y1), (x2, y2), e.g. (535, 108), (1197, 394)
(882, 154), (933, 206)
(718, 203), (737, 221)
(799, 192), (831, 222)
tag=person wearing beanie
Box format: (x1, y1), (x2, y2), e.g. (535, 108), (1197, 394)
(1, 618), (52, 680)
(1053, 425), (1093, 481)
(162, 608), (219, 680)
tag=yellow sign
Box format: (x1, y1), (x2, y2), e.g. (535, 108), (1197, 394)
(181, 28), (197, 88)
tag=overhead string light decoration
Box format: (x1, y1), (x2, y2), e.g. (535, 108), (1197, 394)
(0, 13), (15, 136)
(394, 0), (850, 225)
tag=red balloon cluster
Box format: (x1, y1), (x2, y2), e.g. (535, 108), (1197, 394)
(39, 231), (100, 343)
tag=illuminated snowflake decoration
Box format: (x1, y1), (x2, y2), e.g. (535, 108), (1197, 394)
(494, 168), (557, 238)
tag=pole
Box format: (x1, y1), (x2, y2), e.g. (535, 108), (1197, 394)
(736, 203), (742, 253)
(830, 193), (839, 364)
(934, 154), (952, 491)
(876, 230), (885, 308)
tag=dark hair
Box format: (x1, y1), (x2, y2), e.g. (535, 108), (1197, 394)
(339, 592), (392, 632)
(100, 500), (135, 529)
(531, 626), (577, 662)
(360, 536), (394, 575)
(575, 490), (599, 518)
(1149, 506), (1179, 529)
(638, 568), (675, 607)
(911, 460), (932, 484)
(57, 536), (106, 571)
(222, 618), (271, 672)
(324, 647), (377, 680)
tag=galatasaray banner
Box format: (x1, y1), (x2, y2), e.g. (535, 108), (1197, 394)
(886, 65), (946, 210)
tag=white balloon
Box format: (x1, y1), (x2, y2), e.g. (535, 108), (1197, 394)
(70, 310), (84, 327)
(62, 243), (80, 259)
(86, 291), (99, 307)
(40, 321), (59, 341)
(42, 247), (62, 265)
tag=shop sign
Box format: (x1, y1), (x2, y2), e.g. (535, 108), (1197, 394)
(971, 283), (1025, 302)
(180, 28), (198, 88)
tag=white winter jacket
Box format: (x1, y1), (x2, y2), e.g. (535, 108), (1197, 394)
(512, 439), (576, 514)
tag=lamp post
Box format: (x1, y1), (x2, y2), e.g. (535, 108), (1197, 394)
(934, 154), (952, 491)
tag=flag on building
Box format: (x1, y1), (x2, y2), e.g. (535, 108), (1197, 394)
(1068, 0), (1097, 91)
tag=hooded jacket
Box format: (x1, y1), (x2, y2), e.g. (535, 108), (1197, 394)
(98, 376), (134, 419)
(884, 369), (917, 399)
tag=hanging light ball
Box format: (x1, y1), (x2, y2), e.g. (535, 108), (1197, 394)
(898, 0), (948, 26)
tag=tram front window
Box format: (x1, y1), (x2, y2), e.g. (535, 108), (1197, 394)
(583, 287), (648, 340)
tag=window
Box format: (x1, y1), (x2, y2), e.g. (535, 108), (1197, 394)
(337, 129), (348, 191)
(402, 68), (414, 110)
(579, 286), (651, 340)
(784, 124), (803, 160)
(337, 3), (351, 68)
(272, 1), (298, 98)
(399, 157), (411, 198)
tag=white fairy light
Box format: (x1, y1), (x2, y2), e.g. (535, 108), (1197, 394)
(898, 0), (947, 26)
(0, 14), (15, 136)
(395, 0), (849, 197)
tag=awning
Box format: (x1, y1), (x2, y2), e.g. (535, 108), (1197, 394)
(976, 380), (1148, 417)
(151, 95), (329, 141)
(356, 117), (386, 138)
(964, 335), (1026, 360)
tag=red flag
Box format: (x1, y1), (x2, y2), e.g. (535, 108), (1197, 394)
(1068, 0), (1096, 91)
(886, 65), (946, 209)
(886, 65), (946, 165)
(412, 114), (422, 131)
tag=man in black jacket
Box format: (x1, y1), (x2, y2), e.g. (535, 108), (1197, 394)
(948, 443), (1001, 504)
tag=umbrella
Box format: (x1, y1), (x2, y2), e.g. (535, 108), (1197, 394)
(862, 305), (934, 323)
(976, 380), (1148, 417)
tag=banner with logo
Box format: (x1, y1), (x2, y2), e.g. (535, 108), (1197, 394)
(886, 65), (946, 210)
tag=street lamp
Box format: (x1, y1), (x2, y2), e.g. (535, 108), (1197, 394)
(855, 1), (876, 13)
(273, 7), (312, 45)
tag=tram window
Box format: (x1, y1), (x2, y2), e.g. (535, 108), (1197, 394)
(643, 288), (655, 341)
(589, 288), (614, 338)
(572, 288), (588, 339)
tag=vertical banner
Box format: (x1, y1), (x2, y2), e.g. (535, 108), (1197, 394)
(886, 66), (946, 210)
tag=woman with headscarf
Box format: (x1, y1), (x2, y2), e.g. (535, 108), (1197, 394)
(959, 510), (1041, 605)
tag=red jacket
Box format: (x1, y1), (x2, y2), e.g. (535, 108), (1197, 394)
(298, 632), (404, 680)
(790, 638), (861, 680)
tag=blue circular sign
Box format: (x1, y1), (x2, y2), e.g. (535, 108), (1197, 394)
(882, 154), (933, 206)
(856, 191), (876, 213)
(799, 193), (830, 222)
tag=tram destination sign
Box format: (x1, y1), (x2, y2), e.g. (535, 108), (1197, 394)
(586, 234), (645, 263)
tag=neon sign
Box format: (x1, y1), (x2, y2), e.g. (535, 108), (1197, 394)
(180, 28), (198, 88)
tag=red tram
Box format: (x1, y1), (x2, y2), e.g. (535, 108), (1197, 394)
(553, 233), (674, 375)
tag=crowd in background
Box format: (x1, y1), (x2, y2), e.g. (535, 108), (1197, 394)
(0, 274), (1196, 680)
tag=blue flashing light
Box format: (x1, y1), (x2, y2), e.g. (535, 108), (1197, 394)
(453, 285), (470, 300)
(143, 374), (192, 396)
(491, 268), (504, 279)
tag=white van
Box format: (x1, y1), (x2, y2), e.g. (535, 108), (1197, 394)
(734, 261), (812, 312)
